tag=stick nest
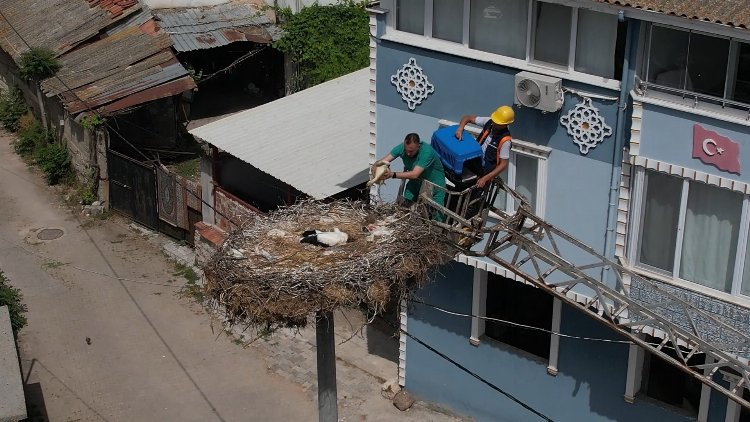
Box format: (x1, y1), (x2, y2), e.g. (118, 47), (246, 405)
(202, 200), (455, 332)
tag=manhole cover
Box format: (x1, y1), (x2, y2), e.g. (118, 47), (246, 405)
(37, 228), (64, 240)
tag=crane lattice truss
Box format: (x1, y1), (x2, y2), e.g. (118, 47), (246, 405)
(417, 180), (750, 410)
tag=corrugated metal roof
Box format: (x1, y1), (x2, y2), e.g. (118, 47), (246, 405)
(154, 3), (279, 51)
(595, 0), (750, 29)
(190, 69), (370, 199)
(39, 22), (196, 115)
(0, 0), (139, 58)
(0, 0), (195, 116)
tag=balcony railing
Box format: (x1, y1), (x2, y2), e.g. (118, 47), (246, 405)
(635, 77), (750, 121)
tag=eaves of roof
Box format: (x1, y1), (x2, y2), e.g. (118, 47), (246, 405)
(594, 0), (750, 30)
(154, 3), (280, 52)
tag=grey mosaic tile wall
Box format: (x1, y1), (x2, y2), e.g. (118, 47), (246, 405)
(629, 278), (750, 358)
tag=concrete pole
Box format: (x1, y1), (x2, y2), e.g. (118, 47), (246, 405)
(315, 310), (338, 422)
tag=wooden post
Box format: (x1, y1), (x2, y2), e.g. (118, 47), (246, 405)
(316, 310), (338, 422)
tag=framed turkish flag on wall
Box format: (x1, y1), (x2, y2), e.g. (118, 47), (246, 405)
(692, 124), (741, 175)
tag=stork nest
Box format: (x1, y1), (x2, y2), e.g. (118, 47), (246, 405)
(202, 200), (456, 333)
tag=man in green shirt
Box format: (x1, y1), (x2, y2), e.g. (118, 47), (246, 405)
(372, 133), (446, 219)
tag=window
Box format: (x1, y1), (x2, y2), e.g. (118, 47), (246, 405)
(532, 2), (571, 67)
(396, 0), (424, 35)
(469, 0), (528, 59)
(485, 273), (553, 359)
(643, 24), (750, 108)
(740, 387), (750, 421)
(392, 0), (626, 81)
(634, 170), (750, 298)
(433, 0), (463, 43)
(642, 335), (705, 416)
(575, 9), (621, 78)
(493, 141), (549, 218)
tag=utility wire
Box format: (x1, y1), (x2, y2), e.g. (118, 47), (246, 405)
(413, 300), (633, 345)
(376, 315), (555, 422)
(411, 300), (750, 367)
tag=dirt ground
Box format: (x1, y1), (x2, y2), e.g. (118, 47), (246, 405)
(0, 131), (464, 422)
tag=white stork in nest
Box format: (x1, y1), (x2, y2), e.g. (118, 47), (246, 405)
(299, 228), (349, 247)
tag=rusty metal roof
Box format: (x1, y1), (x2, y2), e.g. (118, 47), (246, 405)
(595, 0), (750, 30)
(0, 0), (194, 116)
(154, 3), (280, 52)
(40, 22), (196, 115)
(0, 0), (140, 58)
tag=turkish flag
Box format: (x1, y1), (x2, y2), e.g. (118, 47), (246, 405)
(692, 124), (741, 175)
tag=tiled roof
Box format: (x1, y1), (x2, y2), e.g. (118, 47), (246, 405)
(595, 0), (750, 29)
(0, 0), (195, 116)
(88, 0), (139, 18)
(154, 3), (280, 52)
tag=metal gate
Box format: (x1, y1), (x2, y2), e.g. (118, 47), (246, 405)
(107, 149), (158, 229)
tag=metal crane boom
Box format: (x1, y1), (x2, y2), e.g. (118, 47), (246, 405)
(416, 179), (750, 410)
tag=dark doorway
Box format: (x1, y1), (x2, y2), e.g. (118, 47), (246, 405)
(180, 43), (284, 123)
(107, 149), (158, 229)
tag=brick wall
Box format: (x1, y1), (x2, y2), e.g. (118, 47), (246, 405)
(213, 186), (260, 232)
(194, 221), (227, 267)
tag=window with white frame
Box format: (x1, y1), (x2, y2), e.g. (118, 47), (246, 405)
(642, 24), (750, 108)
(493, 140), (550, 218)
(392, 0), (627, 80)
(632, 169), (750, 298)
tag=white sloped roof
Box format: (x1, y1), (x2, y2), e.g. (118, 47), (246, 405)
(190, 68), (370, 199)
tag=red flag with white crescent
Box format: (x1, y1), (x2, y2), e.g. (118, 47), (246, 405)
(692, 124), (741, 175)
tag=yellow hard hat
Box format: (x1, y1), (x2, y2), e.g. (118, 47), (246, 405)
(490, 105), (514, 125)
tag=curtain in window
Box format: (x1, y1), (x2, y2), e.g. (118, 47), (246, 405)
(515, 154), (538, 210)
(639, 171), (681, 272)
(433, 0), (463, 43)
(469, 0), (528, 59)
(679, 182), (742, 293)
(742, 233), (750, 296)
(397, 0), (425, 35)
(574, 10), (617, 78)
(533, 2), (571, 66)
(493, 166), (509, 211)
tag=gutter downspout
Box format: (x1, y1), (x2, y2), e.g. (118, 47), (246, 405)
(603, 19), (639, 284)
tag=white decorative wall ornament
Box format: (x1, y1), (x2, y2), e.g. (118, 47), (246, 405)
(390, 58), (434, 111)
(560, 97), (613, 155)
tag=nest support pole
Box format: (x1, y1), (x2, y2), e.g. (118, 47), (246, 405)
(316, 310), (338, 422)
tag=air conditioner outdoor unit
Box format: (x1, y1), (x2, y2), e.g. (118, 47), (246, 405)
(514, 71), (563, 113)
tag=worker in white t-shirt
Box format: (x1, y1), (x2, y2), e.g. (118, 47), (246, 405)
(455, 105), (514, 188)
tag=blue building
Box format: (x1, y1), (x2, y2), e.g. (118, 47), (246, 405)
(367, 1), (750, 421)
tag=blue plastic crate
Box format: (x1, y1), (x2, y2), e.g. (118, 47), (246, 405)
(431, 125), (483, 175)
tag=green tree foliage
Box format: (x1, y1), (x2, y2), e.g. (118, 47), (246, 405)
(0, 271), (27, 332)
(14, 117), (48, 157)
(36, 142), (70, 185)
(0, 85), (27, 132)
(19, 47), (60, 81)
(273, 2), (369, 90)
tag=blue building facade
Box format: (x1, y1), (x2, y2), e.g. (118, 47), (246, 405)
(368, 1), (750, 421)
